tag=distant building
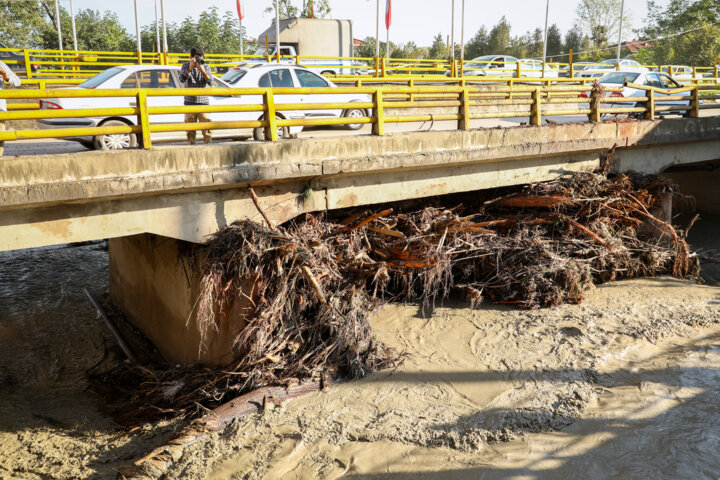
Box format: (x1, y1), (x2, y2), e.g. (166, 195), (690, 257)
(609, 39), (652, 55)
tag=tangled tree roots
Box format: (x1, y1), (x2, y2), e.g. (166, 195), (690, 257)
(99, 171), (698, 423)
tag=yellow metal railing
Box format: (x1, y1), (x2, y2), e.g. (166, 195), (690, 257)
(2, 82), (717, 151)
(2, 47), (719, 87)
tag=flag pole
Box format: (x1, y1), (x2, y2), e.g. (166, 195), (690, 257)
(375, 0), (380, 59)
(460, 0), (465, 64)
(385, 0), (390, 58)
(240, 17), (244, 56)
(275, 0), (281, 63)
(69, 0), (78, 51)
(450, 0), (455, 60)
(54, 0), (63, 50)
(542, 0), (550, 65)
(134, 0), (142, 61)
(616, 0), (625, 67)
(160, 0), (168, 57)
(155, 0), (161, 55)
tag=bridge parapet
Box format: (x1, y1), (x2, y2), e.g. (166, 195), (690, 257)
(2, 117), (720, 252)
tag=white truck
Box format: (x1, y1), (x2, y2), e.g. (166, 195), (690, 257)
(224, 18), (365, 76)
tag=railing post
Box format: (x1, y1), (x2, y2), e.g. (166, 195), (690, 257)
(530, 87), (542, 126)
(458, 58), (464, 78)
(295, 55), (300, 65)
(459, 87), (470, 131)
(355, 79), (362, 88)
(137, 51), (143, 65)
(136, 90), (152, 149)
(569, 49), (574, 78)
(374, 55), (380, 77)
(589, 83), (602, 123)
(263, 89), (279, 141)
(508, 79), (513, 100)
(381, 57), (387, 78)
(516, 61), (521, 78)
(408, 79), (414, 102)
(23, 49), (32, 79)
(690, 86), (700, 118)
(644, 88), (655, 120)
(372, 88), (385, 136)
(39, 80), (46, 90)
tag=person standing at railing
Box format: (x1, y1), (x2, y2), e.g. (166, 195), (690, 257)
(179, 47), (214, 145)
(0, 60), (21, 156)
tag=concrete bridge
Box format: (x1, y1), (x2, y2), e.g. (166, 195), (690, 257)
(3, 117), (720, 364)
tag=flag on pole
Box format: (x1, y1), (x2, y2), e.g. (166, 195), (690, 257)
(308, 0), (314, 18)
(385, 0), (391, 29)
(236, 0), (244, 20)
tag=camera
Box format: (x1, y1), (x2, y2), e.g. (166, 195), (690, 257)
(194, 56), (205, 65)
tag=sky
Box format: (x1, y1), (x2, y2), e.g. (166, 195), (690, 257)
(62, 0), (670, 48)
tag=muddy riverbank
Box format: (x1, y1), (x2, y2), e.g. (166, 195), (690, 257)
(1, 232), (720, 478)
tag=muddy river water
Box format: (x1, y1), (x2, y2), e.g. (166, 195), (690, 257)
(1, 218), (720, 479)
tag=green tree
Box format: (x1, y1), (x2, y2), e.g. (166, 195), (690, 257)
(575, 0), (631, 49)
(265, 0), (331, 19)
(546, 24), (563, 57)
(487, 17), (511, 54)
(639, 0), (720, 66)
(71, 10), (134, 51)
(465, 26), (488, 59)
(428, 33), (448, 59)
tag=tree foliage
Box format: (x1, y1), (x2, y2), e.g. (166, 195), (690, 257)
(575, 0), (631, 49)
(265, 0), (331, 20)
(637, 0), (720, 66)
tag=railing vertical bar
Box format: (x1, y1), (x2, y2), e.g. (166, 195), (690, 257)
(263, 89), (279, 141)
(136, 90), (152, 149)
(372, 88), (385, 136)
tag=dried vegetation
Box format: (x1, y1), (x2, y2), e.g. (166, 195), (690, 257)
(100, 170), (698, 423)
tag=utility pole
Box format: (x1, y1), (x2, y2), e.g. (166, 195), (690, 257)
(69, 0), (78, 51)
(54, 0), (63, 50)
(616, 0), (626, 67)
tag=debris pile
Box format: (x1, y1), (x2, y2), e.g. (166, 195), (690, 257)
(101, 170), (697, 422)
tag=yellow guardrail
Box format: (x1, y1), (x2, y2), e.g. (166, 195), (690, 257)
(2, 82), (718, 151)
(2, 47), (719, 87)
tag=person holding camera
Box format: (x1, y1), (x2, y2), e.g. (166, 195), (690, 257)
(0, 60), (21, 156)
(179, 46), (214, 145)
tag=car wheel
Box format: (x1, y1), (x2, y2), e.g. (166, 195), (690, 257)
(342, 108), (366, 130)
(93, 120), (137, 150)
(253, 116), (289, 141)
(320, 70), (335, 76)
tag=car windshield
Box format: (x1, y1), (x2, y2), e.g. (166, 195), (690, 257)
(466, 55), (497, 67)
(600, 72), (639, 84)
(78, 67), (124, 88)
(222, 68), (248, 84)
(601, 59), (618, 65)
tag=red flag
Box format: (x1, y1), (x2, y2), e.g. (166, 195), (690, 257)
(308, 1), (314, 18)
(385, 0), (391, 29)
(236, 0), (244, 21)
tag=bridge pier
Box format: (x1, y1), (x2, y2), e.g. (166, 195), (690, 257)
(109, 233), (252, 366)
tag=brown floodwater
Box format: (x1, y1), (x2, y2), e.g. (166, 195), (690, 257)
(1, 215), (719, 480)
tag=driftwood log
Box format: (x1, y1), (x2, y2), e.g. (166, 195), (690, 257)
(118, 379), (331, 479)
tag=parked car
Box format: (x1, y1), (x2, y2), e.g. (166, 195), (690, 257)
(558, 62), (596, 78)
(445, 55), (518, 77)
(0, 42), (39, 76)
(653, 65), (694, 80)
(221, 64), (371, 130)
(517, 59), (558, 78)
(581, 70), (691, 116)
(37, 64), (306, 150)
(577, 59), (648, 78)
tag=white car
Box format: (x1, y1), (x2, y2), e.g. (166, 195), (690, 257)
(221, 64), (371, 131)
(577, 59), (648, 78)
(583, 71), (691, 116)
(445, 55), (519, 77)
(653, 65), (694, 80)
(517, 59), (558, 78)
(37, 64), (306, 150)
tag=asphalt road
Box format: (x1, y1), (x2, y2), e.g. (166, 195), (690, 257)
(3, 111), (711, 157)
